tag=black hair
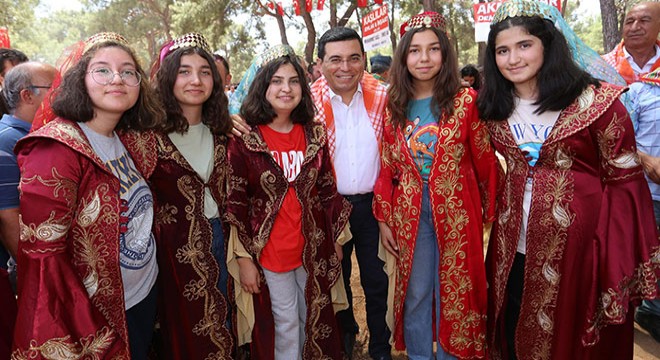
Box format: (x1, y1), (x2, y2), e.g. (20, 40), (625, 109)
(240, 55), (315, 126)
(0, 48), (28, 75)
(213, 54), (230, 74)
(317, 27), (364, 60)
(477, 16), (600, 121)
(460, 64), (481, 91)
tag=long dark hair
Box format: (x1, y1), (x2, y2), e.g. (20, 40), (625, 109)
(52, 42), (162, 131)
(387, 27), (460, 130)
(461, 64), (481, 91)
(240, 55), (315, 126)
(155, 47), (232, 135)
(477, 16), (600, 121)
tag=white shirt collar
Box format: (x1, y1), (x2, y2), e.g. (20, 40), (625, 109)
(328, 83), (363, 103)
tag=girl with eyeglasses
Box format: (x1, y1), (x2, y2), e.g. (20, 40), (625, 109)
(12, 33), (163, 359)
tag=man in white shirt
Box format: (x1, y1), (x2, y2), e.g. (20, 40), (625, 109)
(310, 27), (391, 360)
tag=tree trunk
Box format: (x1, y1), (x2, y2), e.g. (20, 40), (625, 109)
(301, 6), (316, 63)
(477, 0), (486, 66)
(276, 14), (289, 45)
(390, 0), (397, 53)
(422, 0), (436, 12)
(599, 0), (620, 52)
(338, 3), (357, 27)
(329, 0), (336, 27)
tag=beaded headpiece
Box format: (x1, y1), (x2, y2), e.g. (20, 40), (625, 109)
(159, 32), (211, 63)
(83, 32), (129, 53)
(229, 44), (297, 114)
(491, 0), (556, 24)
(256, 44), (296, 67)
(400, 11), (447, 38)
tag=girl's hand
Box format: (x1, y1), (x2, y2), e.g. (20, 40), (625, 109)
(237, 257), (261, 294)
(378, 221), (398, 258)
(334, 242), (343, 261)
(231, 114), (251, 137)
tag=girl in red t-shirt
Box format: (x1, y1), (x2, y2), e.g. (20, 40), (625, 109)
(225, 46), (351, 359)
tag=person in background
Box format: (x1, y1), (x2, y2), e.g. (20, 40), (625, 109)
(12, 32), (162, 359)
(0, 62), (56, 266)
(375, 11), (499, 359)
(311, 27), (392, 360)
(213, 52), (233, 89)
(0, 151), (16, 360)
(603, 1), (660, 84)
(307, 60), (322, 83)
(478, 1), (659, 359)
(0, 48), (28, 89)
(150, 33), (235, 359)
(0, 48), (28, 122)
(225, 45), (351, 359)
(628, 68), (660, 343)
(369, 54), (392, 86)
(460, 64), (481, 91)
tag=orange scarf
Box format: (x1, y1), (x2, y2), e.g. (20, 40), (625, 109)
(602, 40), (660, 84)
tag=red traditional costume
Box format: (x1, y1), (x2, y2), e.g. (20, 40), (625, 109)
(12, 118), (156, 359)
(147, 131), (234, 359)
(373, 88), (499, 359)
(146, 32), (235, 359)
(485, 84), (660, 360)
(225, 121), (351, 360)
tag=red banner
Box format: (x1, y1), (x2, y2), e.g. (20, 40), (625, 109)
(0, 28), (9, 48)
(277, 1), (284, 15)
(317, 0), (325, 10)
(374, 0), (383, 4)
(293, 0), (300, 15)
(305, 0), (312, 12)
(357, 0), (367, 7)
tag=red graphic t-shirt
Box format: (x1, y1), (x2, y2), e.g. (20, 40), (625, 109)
(258, 124), (307, 272)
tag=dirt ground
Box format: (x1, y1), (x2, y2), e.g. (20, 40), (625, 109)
(346, 253), (660, 360)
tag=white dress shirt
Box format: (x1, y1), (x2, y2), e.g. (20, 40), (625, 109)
(329, 84), (380, 195)
(624, 44), (660, 74)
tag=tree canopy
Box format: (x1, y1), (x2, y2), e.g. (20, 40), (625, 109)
(5, 0), (639, 83)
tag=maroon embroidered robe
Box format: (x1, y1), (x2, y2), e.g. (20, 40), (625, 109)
(12, 118), (156, 359)
(485, 84), (660, 360)
(224, 121), (351, 360)
(148, 131), (234, 359)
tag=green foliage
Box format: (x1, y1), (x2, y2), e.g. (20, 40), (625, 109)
(7, 1), (621, 84)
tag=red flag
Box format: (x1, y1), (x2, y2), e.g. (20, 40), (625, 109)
(317, 0), (325, 10)
(0, 28), (9, 48)
(277, 2), (284, 15)
(305, 0), (312, 12)
(293, 0), (301, 15)
(374, 0), (383, 4)
(357, 0), (367, 7)
(267, 0), (274, 11)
